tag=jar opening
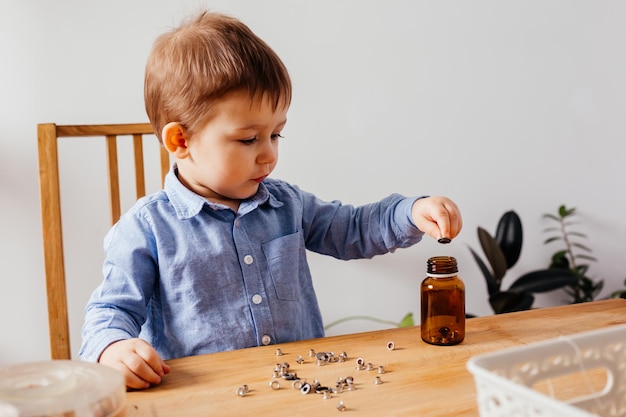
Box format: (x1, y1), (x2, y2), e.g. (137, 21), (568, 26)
(427, 256), (458, 274)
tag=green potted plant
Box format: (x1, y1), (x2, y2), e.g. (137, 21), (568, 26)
(469, 210), (577, 314)
(543, 205), (603, 303)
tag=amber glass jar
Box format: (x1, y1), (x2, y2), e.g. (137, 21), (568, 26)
(420, 256), (465, 346)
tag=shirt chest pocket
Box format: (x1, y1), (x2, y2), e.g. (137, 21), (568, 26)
(262, 232), (302, 301)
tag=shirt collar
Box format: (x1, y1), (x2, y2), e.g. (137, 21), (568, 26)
(164, 164), (283, 220)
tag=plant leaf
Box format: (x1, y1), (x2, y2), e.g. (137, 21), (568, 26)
(572, 242), (593, 252)
(543, 213), (560, 221)
(398, 312), (414, 327)
(494, 210), (523, 268)
(574, 254), (597, 262)
(477, 227), (508, 283)
(489, 291), (534, 314)
(549, 251), (570, 269)
(543, 236), (562, 244)
(559, 205), (576, 217)
(508, 269), (578, 293)
(468, 245), (500, 295)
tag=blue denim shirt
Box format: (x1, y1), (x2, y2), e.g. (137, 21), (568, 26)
(79, 166), (424, 361)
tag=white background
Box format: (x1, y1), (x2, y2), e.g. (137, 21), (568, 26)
(1, 0), (625, 364)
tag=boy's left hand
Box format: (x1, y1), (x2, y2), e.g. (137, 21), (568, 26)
(411, 196), (462, 241)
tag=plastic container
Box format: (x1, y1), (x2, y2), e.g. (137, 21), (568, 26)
(0, 360), (126, 417)
(467, 324), (626, 417)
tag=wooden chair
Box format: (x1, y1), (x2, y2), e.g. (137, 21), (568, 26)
(37, 123), (170, 359)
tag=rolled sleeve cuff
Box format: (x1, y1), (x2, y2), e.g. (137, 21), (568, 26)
(392, 196), (427, 244)
(79, 329), (133, 363)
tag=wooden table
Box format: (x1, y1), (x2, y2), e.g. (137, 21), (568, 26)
(126, 299), (626, 416)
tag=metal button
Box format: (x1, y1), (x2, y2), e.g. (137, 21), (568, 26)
(269, 380), (281, 390)
(234, 219), (241, 227)
(261, 335), (271, 345)
(252, 294), (263, 304)
(244, 255), (254, 265)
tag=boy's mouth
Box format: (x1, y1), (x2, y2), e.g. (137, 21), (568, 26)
(253, 176), (267, 183)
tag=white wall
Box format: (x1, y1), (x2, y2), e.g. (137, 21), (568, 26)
(1, 0), (625, 364)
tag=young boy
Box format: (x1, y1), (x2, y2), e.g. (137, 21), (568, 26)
(79, 11), (462, 389)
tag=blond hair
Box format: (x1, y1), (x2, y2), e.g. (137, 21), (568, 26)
(144, 11), (292, 142)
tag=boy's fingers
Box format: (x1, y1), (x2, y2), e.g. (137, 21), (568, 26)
(134, 342), (168, 381)
(413, 196), (462, 241)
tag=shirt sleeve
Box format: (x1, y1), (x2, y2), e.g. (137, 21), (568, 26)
(79, 211), (158, 362)
(296, 187), (426, 260)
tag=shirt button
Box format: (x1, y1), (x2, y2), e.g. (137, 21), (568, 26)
(252, 294), (263, 304)
(244, 255), (254, 265)
(234, 219), (241, 227)
(261, 335), (271, 345)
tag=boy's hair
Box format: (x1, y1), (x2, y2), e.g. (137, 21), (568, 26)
(144, 11), (292, 142)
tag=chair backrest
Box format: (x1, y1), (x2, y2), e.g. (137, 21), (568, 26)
(37, 123), (169, 359)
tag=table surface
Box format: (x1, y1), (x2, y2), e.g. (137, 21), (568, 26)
(125, 298), (626, 417)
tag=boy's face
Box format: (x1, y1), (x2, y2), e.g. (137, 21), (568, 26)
(175, 89), (288, 209)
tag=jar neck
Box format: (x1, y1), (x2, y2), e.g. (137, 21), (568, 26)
(427, 256), (458, 274)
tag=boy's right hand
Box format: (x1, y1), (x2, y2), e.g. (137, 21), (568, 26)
(99, 338), (171, 390)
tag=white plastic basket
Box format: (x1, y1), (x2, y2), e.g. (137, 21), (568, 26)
(467, 324), (626, 417)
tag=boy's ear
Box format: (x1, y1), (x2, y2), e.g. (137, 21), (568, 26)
(162, 122), (190, 159)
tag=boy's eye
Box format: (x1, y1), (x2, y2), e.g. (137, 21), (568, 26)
(240, 134), (283, 144)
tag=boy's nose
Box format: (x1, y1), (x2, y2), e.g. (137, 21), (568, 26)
(257, 142), (278, 165)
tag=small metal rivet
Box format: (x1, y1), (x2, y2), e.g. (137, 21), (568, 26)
(292, 379), (303, 390)
(275, 348), (283, 356)
(438, 237), (451, 244)
(337, 400), (347, 412)
(301, 383), (312, 395)
(315, 386), (330, 394)
(323, 390), (332, 400)
(387, 341), (395, 351)
(374, 376), (383, 385)
(308, 349), (316, 357)
(296, 355), (304, 364)
(269, 380), (281, 390)
(378, 365), (386, 374)
(236, 386), (248, 397)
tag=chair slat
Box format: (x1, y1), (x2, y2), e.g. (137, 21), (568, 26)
(133, 134), (146, 198)
(57, 124), (154, 137)
(37, 123), (71, 360)
(106, 135), (121, 225)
